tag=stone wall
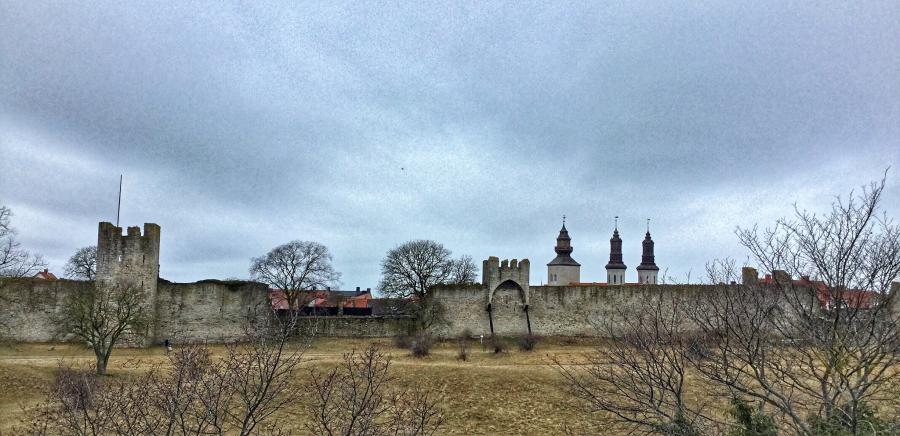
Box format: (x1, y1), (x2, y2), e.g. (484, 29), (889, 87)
(0, 278), (92, 342)
(429, 283), (712, 338)
(0, 278), (271, 344)
(154, 280), (270, 344)
(295, 316), (415, 337)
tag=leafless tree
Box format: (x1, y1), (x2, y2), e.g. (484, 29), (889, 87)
(250, 240), (341, 312)
(689, 176), (900, 435)
(20, 318), (306, 435)
(448, 254), (478, 285)
(59, 282), (150, 374)
(553, 293), (717, 435)
(554, 176), (900, 435)
(0, 205), (46, 277)
(306, 344), (444, 436)
(64, 246), (97, 280)
(223, 322), (305, 435)
(378, 239), (476, 299)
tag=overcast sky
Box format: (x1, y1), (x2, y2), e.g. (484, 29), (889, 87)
(1, 1), (898, 290)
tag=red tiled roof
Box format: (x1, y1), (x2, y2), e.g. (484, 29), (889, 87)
(269, 289), (373, 310)
(33, 269), (57, 280)
(758, 275), (877, 310)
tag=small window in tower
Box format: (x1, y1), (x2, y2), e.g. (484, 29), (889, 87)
(117, 255), (122, 263)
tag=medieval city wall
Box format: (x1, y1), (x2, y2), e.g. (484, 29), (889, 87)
(154, 280), (270, 343)
(0, 278), (272, 344)
(0, 278), (92, 342)
(429, 284), (711, 338)
(295, 315), (416, 337)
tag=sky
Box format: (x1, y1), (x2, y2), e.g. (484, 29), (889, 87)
(1, 1), (898, 290)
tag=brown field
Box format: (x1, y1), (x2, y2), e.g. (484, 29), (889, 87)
(0, 337), (606, 435)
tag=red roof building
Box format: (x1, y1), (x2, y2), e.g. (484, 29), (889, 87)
(33, 268), (57, 280)
(269, 288), (373, 311)
(746, 268), (879, 310)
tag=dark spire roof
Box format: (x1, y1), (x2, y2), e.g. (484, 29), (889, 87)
(636, 230), (659, 271)
(548, 219), (580, 266)
(605, 223), (627, 270)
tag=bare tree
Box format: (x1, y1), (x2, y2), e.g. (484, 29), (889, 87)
(0, 205), (46, 277)
(306, 344), (444, 436)
(378, 240), (476, 299)
(64, 245), (97, 280)
(223, 324), (304, 435)
(250, 240), (341, 313)
(554, 293), (716, 435)
(59, 282), (150, 375)
(21, 318), (306, 435)
(554, 176), (900, 435)
(448, 254), (477, 285)
(690, 176), (900, 435)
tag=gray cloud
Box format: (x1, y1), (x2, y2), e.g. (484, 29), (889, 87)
(2, 1), (898, 288)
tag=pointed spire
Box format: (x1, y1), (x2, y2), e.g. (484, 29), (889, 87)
(555, 220), (572, 255)
(637, 221), (659, 272)
(606, 216), (626, 271)
(548, 217), (579, 266)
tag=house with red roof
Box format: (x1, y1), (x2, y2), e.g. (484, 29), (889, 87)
(743, 267), (879, 310)
(269, 287), (373, 314)
(33, 268), (57, 280)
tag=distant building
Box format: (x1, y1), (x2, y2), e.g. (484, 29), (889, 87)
(547, 220), (580, 285)
(546, 218), (659, 285)
(742, 267), (878, 310)
(32, 268), (57, 280)
(269, 287), (373, 313)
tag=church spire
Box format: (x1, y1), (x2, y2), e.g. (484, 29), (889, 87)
(636, 219), (659, 284)
(547, 216), (580, 285)
(605, 216), (627, 285)
(554, 216), (573, 256)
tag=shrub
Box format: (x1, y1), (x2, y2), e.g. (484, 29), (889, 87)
(489, 336), (506, 354)
(456, 330), (472, 361)
(393, 334), (411, 350)
(808, 401), (897, 436)
(727, 397), (776, 436)
(53, 366), (99, 411)
(410, 333), (433, 358)
(518, 334), (539, 352)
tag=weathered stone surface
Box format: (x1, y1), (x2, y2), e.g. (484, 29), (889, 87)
(154, 280), (269, 343)
(0, 278), (92, 342)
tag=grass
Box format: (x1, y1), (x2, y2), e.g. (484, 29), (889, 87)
(0, 337), (601, 435)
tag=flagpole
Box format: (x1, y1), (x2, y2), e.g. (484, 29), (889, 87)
(116, 174), (122, 227)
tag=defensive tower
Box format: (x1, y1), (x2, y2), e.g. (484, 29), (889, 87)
(482, 256), (530, 305)
(482, 256), (532, 335)
(547, 217), (580, 285)
(96, 222), (161, 341)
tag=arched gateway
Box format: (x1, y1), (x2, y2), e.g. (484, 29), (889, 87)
(482, 257), (532, 335)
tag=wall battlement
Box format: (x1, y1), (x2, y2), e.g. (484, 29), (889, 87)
(97, 222), (161, 287)
(482, 256), (530, 304)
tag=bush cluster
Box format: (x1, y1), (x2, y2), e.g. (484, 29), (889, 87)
(518, 334), (539, 352)
(410, 333), (434, 357)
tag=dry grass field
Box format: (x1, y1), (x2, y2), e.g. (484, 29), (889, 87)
(0, 337), (605, 435)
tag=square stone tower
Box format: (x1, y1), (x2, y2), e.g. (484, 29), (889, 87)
(96, 222), (161, 341)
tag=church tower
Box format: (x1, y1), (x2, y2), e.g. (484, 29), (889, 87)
(547, 217), (581, 285)
(605, 217), (627, 285)
(636, 220), (659, 284)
